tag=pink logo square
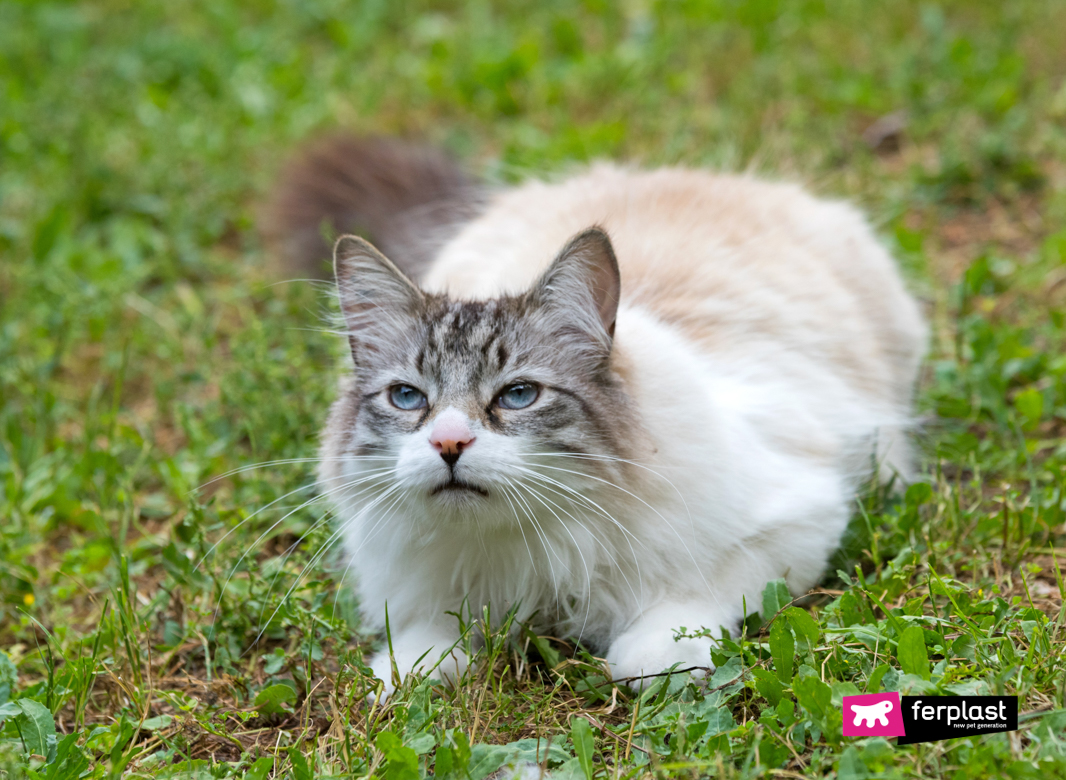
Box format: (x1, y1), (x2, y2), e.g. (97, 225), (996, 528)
(842, 692), (906, 737)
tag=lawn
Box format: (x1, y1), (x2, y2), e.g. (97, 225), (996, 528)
(2, 0), (1066, 777)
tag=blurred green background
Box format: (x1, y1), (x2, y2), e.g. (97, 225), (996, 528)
(2, 1), (1066, 778)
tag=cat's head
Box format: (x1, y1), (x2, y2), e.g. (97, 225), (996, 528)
(321, 228), (635, 522)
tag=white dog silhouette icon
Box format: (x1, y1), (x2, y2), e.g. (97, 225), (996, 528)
(851, 700), (893, 728)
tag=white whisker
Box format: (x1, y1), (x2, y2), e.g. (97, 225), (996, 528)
(514, 480), (597, 644)
(527, 451), (693, 522)
(253, 476), (397, 628)
(196, 467), (395, 574)
(529, 461), (713, 598)
(253, 481), (407, 645)
(517, 468), (645, 608)
(212, 468), (395, 624)
(195, 455), (393, 491)
(498, 482), (537, 574)
(503, 478), (562, 600)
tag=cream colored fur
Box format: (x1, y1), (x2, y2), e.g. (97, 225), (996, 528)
(325, 163), (926, 693)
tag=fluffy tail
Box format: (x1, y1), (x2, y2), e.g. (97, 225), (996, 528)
(263, 134), (481, 280)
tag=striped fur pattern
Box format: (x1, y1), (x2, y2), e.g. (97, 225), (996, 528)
(290, 140), (927, 694)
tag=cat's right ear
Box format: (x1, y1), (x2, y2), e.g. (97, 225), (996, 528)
(529, 227), (621, 349)
(333, 235), (423, 356)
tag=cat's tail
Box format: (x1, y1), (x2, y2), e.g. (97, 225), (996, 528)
(263, 134), (481, 280)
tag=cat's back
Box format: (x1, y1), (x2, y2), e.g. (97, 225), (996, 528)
(425, 164), (925, 405)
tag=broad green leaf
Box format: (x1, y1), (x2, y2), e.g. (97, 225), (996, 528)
(830, 681), (861, 707)
(407, 731), (436, 755)
(500, 737), (571, 766)
(761, 578), (791, 619)
(449, 743), (536, 780)
(952, 634), (976, 661)
(792, 675), (831, 721)
(43, 733), (81, 780)
(837, 590), (864, 627)
(556, 758), (586, 779)
(769, 619), (795, 683)
(866, 663), (890, 693)
(254, 683), (296, 715)
(785, 607), (820, 649)
(168, 760), (212, 776)
(246, 756), (273, 780)
(701, 706), (736, 736)
(450, 730), (472, 772)
(139, 715), (172, 731)
(570, 716), (595, 780)
(709, 655), (743, 689)
(525, 627), (563, 670)
(109, 717), (136, 774)
(1013, 387), (1043, 428)
(264, 648), (287, 675)
(685, 719), (710, 747)
(752, 668), (783, 706)
(288, 746), (313, 780)
(435, 745), (454, 779)
(468, 744), (511, 780)
(15, 699), (57, 761)
(776, 698), (797, 727)
(944, 679), (991, 696)
(376, 731), (418, 780)
(897, 625), (930, 680)
(896, 673), (939, 695)
(836, 746), (867, 780)
(905, 481), (933, 506)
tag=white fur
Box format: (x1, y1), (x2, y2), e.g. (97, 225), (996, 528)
(851, 700), (894, 728)
(322, 165), (926, 693)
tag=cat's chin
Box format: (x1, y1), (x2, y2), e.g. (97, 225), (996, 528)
(429, 478), (490, 509)
(430, 477), (488, 496)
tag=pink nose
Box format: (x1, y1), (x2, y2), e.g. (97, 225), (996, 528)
(429, 411), (475, 466)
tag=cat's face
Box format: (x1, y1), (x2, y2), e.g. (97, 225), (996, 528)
(327, 229), (632, 522)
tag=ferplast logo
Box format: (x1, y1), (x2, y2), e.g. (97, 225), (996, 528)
(841, 694), (1018, 745)
(896, 696), (1018, 745)
(842, 693), (906, 737)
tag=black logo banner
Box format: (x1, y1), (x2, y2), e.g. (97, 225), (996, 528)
(897, 696), (1018, 745)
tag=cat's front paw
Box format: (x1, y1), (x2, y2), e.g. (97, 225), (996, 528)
(605, 630), (714, 689)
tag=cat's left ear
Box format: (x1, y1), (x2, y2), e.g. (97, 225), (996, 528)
(530, 227), (621, 346)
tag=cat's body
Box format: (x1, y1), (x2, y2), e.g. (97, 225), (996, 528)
(270, 138), (925, 692)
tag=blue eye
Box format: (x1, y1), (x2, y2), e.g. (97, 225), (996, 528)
(389, 385), (427, 411)
(497, 383), (539, 410)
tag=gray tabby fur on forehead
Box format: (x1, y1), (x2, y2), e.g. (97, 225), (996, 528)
(332, 228), (622, 385)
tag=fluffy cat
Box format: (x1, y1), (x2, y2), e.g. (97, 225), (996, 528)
(268, 135), (926, 694)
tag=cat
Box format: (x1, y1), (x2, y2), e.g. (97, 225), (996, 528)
(267, 135), (926, 694)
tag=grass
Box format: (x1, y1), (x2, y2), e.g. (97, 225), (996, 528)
(2, 0), (1066, 777)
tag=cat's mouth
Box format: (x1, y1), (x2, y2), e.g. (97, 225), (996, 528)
(431, 478), (489, 497)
